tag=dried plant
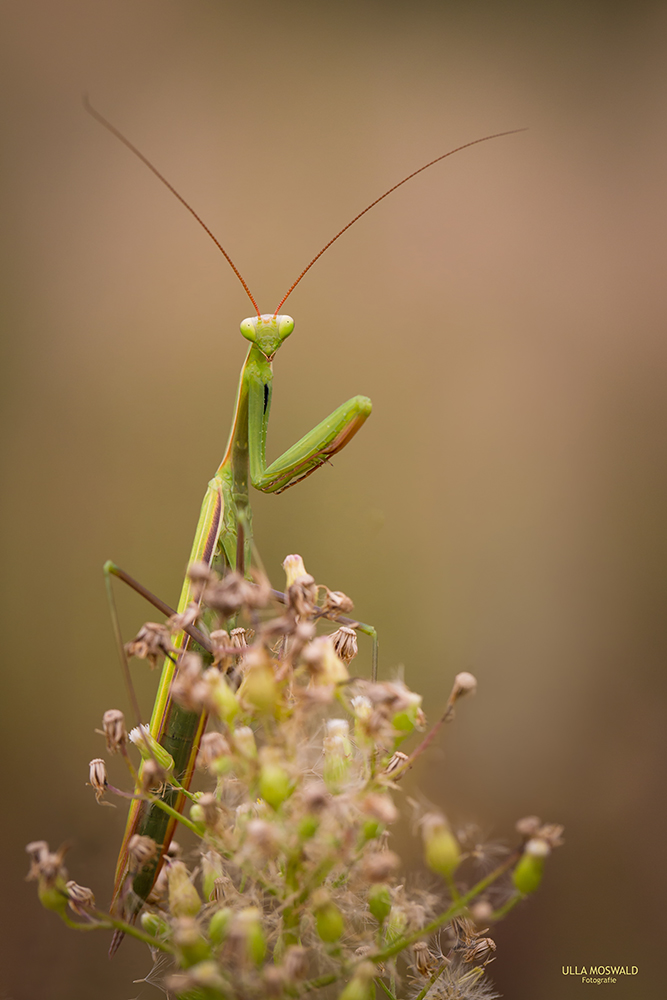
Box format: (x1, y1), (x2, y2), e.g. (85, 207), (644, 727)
(27, 555), (562, 999)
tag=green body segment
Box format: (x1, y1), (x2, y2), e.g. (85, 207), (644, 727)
(112, 314), (371, 919)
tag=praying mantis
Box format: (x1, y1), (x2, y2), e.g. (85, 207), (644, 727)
(86, 100), (522, 951)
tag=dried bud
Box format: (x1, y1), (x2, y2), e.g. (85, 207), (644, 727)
(25, 842), (69, 916)
(300, 780), (330, 813)
(322, 589), (354, 616)
(166, 860), (202, 918)
(190, 792), (221, 830)
(331, 626), (358, 664)
(282, 945), (308, 981)
(140, 758), (167, 792)
(246, 819), (281, 858)
(198, 731), (232, 769)
(102, 709), (126, 753)
(302, 636), (349, 686)
(171, 652), (207, 712)
(361, 849), (400, 883)
(125, 622), (174, 668)
(381, 751), (409, 778)
(362, 793), (399, 826)
(166, 601), (200, 632)
(88, 759), (107, 803)
(515, 815), (542, 840)
(66, 880), (95, 915)
(127, 834), (158, 872)
(209, 629), (231, 666)
(203, 571), (250, 617)
(451, 671), (477, 700)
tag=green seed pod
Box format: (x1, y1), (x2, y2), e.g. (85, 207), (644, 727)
(205, 671), (240, 725)
(233, 725), (258, 761)
(512, 838), (550, 895)
(167, 860), (202, 918)
(208, 906), (233, 947)
(37, 878), (69, 919)
(422, 816), (461, 879)
(129, 725), (175, 774)
(314, 897), (345, 943)
(368, 883), (392, 925)
(392, 691), (423, 737)
(236, 907), (267, 967)
(140, 911), (170, 937)
(385, 906), (408, 947)
(298, 814), (320, 840)
(173, 917), (211, 968)
(338, 961), (377, 1000)
(360, 818), (382, 843)
(239, 648), (279, 714)
(258, 752), (293, 810)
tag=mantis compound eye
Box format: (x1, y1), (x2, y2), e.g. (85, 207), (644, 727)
(240, 317), (257, 342)
(277, 315), (295, 341)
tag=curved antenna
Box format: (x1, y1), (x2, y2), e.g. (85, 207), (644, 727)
(273, 128), (527, 315)
(84, 97), (261, 318)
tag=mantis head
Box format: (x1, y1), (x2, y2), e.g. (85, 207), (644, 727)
(240, 314), (295, 361)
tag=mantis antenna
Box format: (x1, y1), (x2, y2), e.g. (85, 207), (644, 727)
(83, 96), (261, 318)
(273, 127), (527, 314)
(85, 98), (525, 319)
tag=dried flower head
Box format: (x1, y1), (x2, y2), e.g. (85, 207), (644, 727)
(125, 622), (174, 668)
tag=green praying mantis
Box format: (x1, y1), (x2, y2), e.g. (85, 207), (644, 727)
(86, 100), (523, 953)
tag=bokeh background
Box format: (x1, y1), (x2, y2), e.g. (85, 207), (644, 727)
(1, 2), (666, 998)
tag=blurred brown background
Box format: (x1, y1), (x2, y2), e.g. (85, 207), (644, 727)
(1, 1), (666, 998)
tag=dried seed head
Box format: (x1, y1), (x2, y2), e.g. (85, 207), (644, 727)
(362, 793), (399, 825)
(167, 601), (201, 632)
(142, 757), (168, 792)
(246, 569), (273, 609)
(230, 627), (250, 651)
(515, 815), (542, 839)
(538, 822), (565, 849)
(381, 751), (409, 778)
(203, 571), (250, 617)
(361, 849), (401, 883)
(88, 759), (107, 803)
(302, 636), (349, 686)
(25, 841), (69, 888)
(282, 945), (308, 981)
(322, 589), (355, 616)
(171, 652), (207, 712)
(287, 574), (318, 617)
(198, 731), (232, 768)
(412, 940), (439, 976)
(470, 900), (494, 924)
(127, 834), (158, 872)
(191, 792), (222, 830)
(167, 962), (227, 995)
(246, 819), (281, 857)
(102, 709), (126, 753)
(300, 780), (330, 813)
(209, 629), (230, 666)
(66, 880), (95, 915)
(451, 671), (478, 700)
(188, 561), (215, 587)
(331, 626), (358, 664)
(125, 622), (174, 668)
